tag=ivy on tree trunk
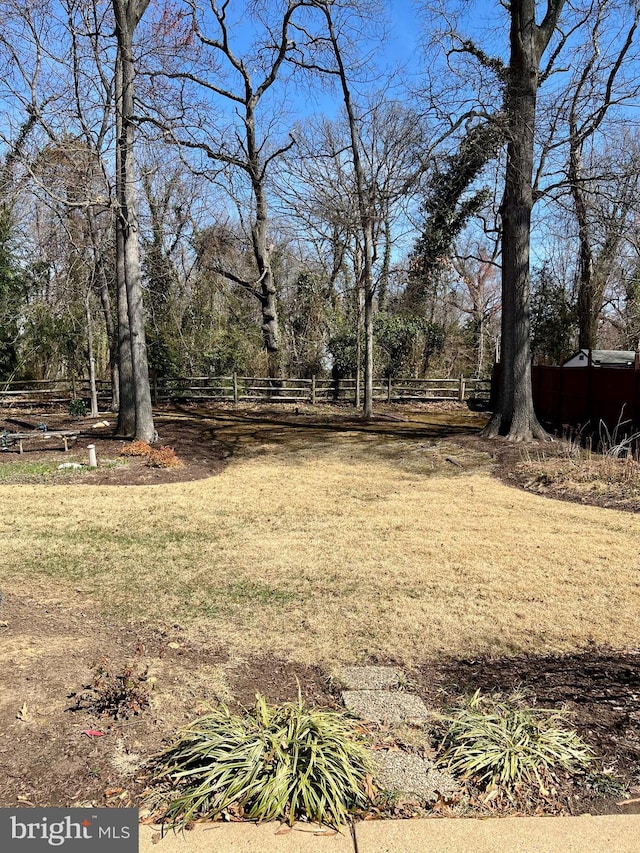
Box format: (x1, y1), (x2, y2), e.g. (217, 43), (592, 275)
(483, 0), (565, 441)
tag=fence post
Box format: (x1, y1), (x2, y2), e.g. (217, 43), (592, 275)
(232, 372), (239, 403)
(311, 375), (316, 405)
(387, 375), (392, 403)
(458, 375), (466, 402)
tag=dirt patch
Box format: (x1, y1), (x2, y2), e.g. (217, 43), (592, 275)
(0, 593), (227, 808)
(1, 592), (638, 816)
(488, 438), (640, 514)
(0, 402), (488, 486)
(0, 408), (227, 485)
(0, 591), (343, 809)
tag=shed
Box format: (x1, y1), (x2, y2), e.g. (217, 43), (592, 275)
(562, 349), (637, 368)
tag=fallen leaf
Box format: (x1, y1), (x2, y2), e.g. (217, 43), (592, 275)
(431, 800), (452, 816)
(364, 774), (378, 800)
(274, 825), (291, 835)
(82, 729), (104, 738)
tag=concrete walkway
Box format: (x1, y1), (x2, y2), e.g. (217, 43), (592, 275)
(140, 814), (640, 852)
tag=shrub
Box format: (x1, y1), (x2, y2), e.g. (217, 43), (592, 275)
(71, 654), (150, 719)
(68, 398), (88, 417)
(438, 690), (594, 793)
(146, 445), (183, 469)
(120, 440), (152, 458)
(153, 693), (374, 828)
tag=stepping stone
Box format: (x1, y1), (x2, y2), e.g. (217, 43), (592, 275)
(342, 690), (431, 723)
(375, 750), (459, 803)
(339, 666), (402, 690)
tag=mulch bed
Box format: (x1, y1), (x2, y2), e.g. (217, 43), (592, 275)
(0, 406), (227, 485)
(413, 650), (640, 816)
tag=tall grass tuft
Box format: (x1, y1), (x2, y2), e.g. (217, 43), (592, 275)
(153, 693), (374, 828)
(438, 690), (594, 792)
(597, 408), (640, 459)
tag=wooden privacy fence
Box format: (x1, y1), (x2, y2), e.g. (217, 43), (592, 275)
(1, 375), (491, 407)
(531, 365), (640, 432)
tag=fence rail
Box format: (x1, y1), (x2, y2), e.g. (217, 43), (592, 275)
(1, 375), (491, 408)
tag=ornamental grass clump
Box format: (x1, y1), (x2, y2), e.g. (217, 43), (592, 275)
(438, 690), (594, 794)
(153, 694), (374, 828)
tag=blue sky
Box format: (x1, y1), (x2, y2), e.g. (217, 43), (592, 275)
(388, 0), (420, 58)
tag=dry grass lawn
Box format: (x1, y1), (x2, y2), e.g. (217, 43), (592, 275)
(1, 433), (639, 667)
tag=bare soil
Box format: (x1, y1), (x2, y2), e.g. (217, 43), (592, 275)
(0, 406), (227, 485)
(0, 402), (638, 818)
(414, 651), (640, 816)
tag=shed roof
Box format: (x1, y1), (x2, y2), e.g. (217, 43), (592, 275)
(563, 349), (636, 367)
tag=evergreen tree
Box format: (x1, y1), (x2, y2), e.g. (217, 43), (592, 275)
(531, 265), (575, 364)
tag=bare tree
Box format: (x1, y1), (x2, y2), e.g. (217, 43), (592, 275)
(277, 100), (423, 401)
(451, 246), (501, 377)
(294, 2), (425, 416)
(112, 0), (155, 440)
(143, 0), (307, 375)
(561, 2), (640, 349)
(0, 0), (122, 409)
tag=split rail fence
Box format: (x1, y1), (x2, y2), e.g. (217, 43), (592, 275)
(0, 375), (491, 408)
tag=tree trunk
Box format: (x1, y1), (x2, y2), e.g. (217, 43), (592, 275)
(378, 213), (391, 311)
(114, 51), (135, 436)
(247, 103), (279, 356)
(361, 219), (376, 419)
(87, 206), (119, 411)
(321, 4), (378, 420)
(85, 291), (99, 417)
(355, 277), (362, 408)
(112, 0), (154, 442)
(483, 0), (563, 440)
(569, 126), (597, 350)
(363, 271), (375, 419)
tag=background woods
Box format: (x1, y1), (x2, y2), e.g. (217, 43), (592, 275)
(1, 0), (640, 431)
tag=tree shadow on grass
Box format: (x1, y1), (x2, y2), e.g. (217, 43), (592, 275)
(168, 403), (490, 468)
